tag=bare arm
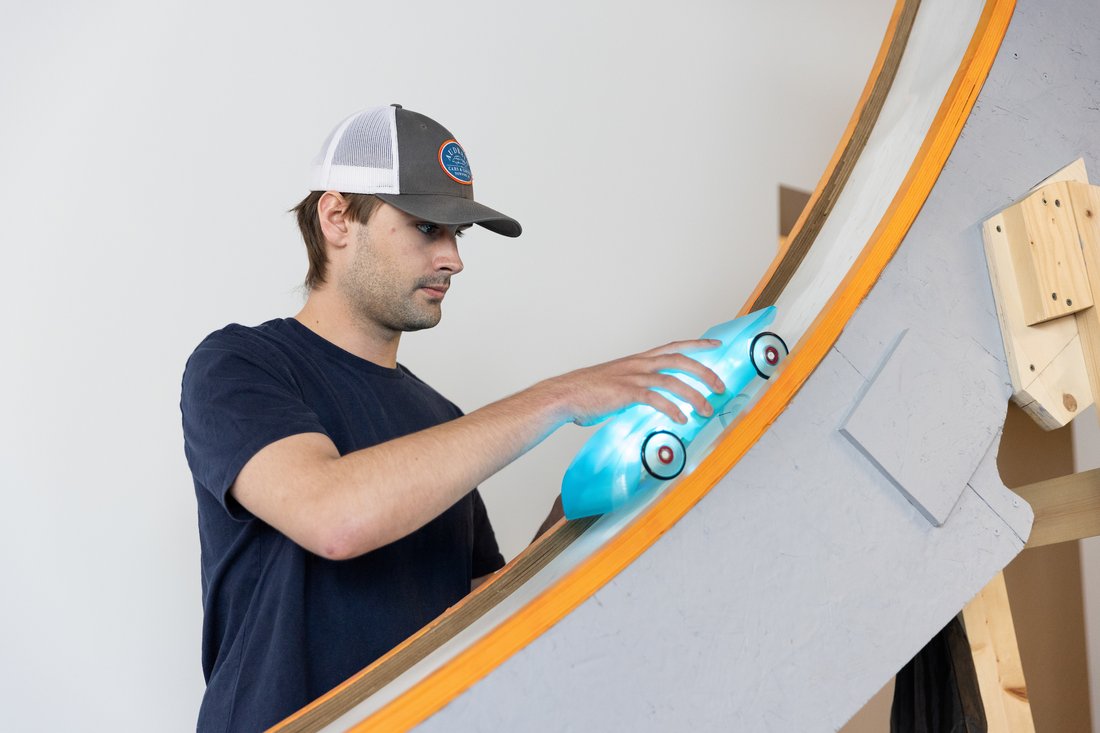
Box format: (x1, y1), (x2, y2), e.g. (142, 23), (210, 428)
(231, 340), (725, 560)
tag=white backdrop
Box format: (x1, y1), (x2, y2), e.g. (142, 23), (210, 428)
(1, 1), (895, 728)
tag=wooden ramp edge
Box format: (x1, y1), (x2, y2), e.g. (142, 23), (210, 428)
(270, 0), (1015, 730)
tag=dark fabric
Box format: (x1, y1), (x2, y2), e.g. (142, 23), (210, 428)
(533, 494), (565, 542)
(181, 318), (504, 733)
(891, 615), (987, 733)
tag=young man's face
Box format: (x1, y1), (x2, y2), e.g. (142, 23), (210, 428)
(338, 202), (469, 335)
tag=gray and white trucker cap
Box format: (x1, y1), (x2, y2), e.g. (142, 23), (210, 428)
(308, 104), (521, 237)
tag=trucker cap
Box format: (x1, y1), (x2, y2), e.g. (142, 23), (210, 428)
(308, 104), (521, 237)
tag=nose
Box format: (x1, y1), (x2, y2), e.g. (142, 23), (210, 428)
(435, 235), (464, 275)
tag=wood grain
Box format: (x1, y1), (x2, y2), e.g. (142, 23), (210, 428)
(963, 572), (1036, 732)
(1067, 182), (1100, 431)
(981, 160), (1094, 429)
(1003, 183), (1092, 326)
(1016, 467), (1100, 548)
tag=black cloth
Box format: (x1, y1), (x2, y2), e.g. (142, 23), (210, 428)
(181, 318), (504, 733)
(891, 615), (987, 733)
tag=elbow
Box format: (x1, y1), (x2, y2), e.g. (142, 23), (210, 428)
(307, 516), (386, 561)
(314, 536), (358, 562)
(293, 458), (394, 560)
(295, 462), (376, 561)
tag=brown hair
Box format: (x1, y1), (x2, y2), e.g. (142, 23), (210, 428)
(291, 192), (385, 290)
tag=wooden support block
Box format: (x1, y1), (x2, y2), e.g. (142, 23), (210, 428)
(982, 161), (1097, 430)
(999, 181), (1093, 326)
(1015, 467), (1100, 548)
(983, 215), (1087, 428)
(1065, 182), (1100, 431)
(1013, 333), (1090, 429)
(962, 572), (1035, 733)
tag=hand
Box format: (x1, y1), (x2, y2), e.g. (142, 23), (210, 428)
(541, 339), (726, 427)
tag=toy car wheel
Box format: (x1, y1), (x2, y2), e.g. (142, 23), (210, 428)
(641, 430), (687, 480)
(749, 331), (788, 379)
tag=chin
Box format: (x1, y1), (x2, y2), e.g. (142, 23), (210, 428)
(402, 312), (443, 332)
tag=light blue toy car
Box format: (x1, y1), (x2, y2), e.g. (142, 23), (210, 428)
(561, 306), (788, 519)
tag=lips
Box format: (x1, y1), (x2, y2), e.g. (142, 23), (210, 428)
(419, 283), (449, 299)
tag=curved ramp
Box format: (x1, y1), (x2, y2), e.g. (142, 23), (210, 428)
(273, 0), (1100, 729)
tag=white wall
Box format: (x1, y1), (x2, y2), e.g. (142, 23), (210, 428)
(0, 1), (892, 729)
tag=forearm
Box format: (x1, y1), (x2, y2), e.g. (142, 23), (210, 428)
(304, 380), (571, 559)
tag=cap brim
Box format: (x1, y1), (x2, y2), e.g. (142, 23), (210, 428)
(375, 193), (522, 237)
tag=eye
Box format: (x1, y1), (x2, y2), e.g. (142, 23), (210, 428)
(416, 223), (441, 236)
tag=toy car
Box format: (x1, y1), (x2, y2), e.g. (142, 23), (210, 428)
(560, 306), (788, 519)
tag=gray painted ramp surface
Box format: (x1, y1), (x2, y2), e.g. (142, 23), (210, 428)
(415, 0), (1098, 729)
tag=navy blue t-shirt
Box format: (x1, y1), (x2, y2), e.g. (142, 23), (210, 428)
(180, 318), (504, 732)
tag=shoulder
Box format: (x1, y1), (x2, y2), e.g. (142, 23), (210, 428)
(183, 320), (299, 392)
(190, 319), (288, 355)
(187, 319), (298, 364)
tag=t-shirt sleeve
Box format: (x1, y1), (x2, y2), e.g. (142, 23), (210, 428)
(181, 329), (328, 520)
(471, 489), (506, 577)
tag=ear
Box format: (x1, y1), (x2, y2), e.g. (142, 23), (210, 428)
(317, 191), (352, 250)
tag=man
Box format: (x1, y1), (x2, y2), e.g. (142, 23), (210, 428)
(181, 104), (724, 731)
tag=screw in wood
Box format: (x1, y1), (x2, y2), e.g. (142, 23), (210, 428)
(996, 224), (1002, 232)
(1052, 292), (1058, 300)
(1067, 299), (1073, 306)
(1055, 199), (1061, 207)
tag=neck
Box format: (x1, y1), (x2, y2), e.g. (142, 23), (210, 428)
(294, 287), (401, 368)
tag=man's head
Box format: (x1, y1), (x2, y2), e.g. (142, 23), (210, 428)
(294, 104), (521, 291)
(332, 196), (469, 334)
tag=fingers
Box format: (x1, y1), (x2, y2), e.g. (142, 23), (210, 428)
(558, 338), (728, 428)
(649, 352), (726, 395)
(644, 338), (723, 356)
(633, 342), (726, 423)
(640, 390), (688, 425)
(647, 373), (713, 421)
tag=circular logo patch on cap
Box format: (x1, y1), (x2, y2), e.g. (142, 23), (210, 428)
(438, 140), (473, 184)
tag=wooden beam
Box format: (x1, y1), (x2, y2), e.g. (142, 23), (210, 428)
(1015, 467), (1100, 548)
(1067, 182), (1100, 431)
(962, 572), (1035, 732)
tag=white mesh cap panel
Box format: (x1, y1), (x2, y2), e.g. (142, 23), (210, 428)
(308, 106), (400, 193)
